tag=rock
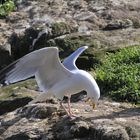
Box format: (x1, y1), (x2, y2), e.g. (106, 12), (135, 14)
(19, 103), (58, 119)
(103, 19), (133, 30)
(125, 126), (139, 139)
(132, 18), (140, 28)
(9, 27), (40, 59)
(51, 22), (77, 37)
(0, 99), (139, 140)
(0, 97), (32, 115)
(54, 118), (90, 139)
(0, 47), (12, 70)
(70, 120), (90, 137)
(9, 22), (77, 59)
(74, 12), (97, 21)
(54, 117), (133, 140)
(0, 103), (59, 140)
(0, 0), (140, 70)
(89, 6), (106, 13)
(0, 137), (4, 140)
(90, 125), (129, 140)
(0, 79), (38, 115)
(0, 0), (140, 139)
(78, 23), (89, 33)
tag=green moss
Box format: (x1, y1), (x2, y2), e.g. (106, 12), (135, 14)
(0, 79), (37, 100)
(95, 46), (140, 104)
(0, 0), (15, 18)
(55, 35), (101, 55)
(51, 22), (77, 37)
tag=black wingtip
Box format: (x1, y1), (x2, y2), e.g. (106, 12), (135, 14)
(0, 59), (19, 86)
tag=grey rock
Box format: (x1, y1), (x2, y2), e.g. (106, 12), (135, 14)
(0, 97), (33, 115)
(19, 103), (58, 119)
(0, 47), (12, 70)
(90, 6), (106, 13)
(0, 137), (4, 140)
(0, 0), (140, 69)
(125, 126), (139, 139)
(90, 124), (129, 140)
(0, 127), (5, 135)
(4, 131), (41, 140)
(70, 120), (90, 137)
(78, 24), (89, 33)
(0, 100), (140, 140)
(74, 12), (97, 21)
(0, 80), (38, 115)
(103, 19), (133, 30)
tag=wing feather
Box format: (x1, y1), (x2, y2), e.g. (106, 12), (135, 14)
(63, 46), (88, 70)
(0, 47), (72, 90)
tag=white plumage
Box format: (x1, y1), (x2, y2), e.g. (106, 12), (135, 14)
(0, 46), (100, 117)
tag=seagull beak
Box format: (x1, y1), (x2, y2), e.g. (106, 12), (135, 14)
(85, 98), (96, 109)
(92, 103), (96, 109)
(85, 98), (91, 103)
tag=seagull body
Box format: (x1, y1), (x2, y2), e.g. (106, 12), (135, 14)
(0, 46), (100, 117)
(50, 69), (99, 100)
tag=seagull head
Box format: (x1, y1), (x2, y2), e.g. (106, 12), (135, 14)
(85, 94), (99, 109)
(83, 71), (100, 109)
(91, 95), (99, 109)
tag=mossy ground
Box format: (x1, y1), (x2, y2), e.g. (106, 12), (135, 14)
(0, 79), (37, 100)
(51, 22), (77, 37)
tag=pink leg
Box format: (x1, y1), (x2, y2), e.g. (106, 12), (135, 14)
(60, 98), (77, 118)
(68, 97), (77, 117)
(68, 97), (71, 114)
(60, 101), (70, 116)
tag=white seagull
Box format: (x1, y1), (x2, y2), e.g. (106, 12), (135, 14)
(0, 46), (100, 117)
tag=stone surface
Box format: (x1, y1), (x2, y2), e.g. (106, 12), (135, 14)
(0, 97), (32, 115)
(0, 99), (139, 140)
(0, 0), (140, 69)
(0, 1), (140, 139)
(0, 79), (38, 115)
(103, 19), (133, 30)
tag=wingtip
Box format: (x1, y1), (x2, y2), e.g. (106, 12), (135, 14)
(82, 46), (89, 49)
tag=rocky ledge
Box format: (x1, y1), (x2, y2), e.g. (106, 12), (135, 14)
(0, 99), (139, 140)
(1, 0), (140, 69)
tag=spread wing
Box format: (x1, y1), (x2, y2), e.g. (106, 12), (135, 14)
(0, 47), (72, 92)
(62, 46), (88, 70)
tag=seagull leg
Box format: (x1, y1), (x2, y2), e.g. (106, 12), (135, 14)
(60, 98), (77, 118)
(60, 101), (70, 116)
(68, 96), (72, 115)
(67, 96), (76, 117)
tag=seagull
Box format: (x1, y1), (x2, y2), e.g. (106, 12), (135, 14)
(0, 46), (100, 117)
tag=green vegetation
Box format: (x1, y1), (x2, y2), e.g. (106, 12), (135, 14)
(0, 0), (15, 17)
(95, 46), (140, 104)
